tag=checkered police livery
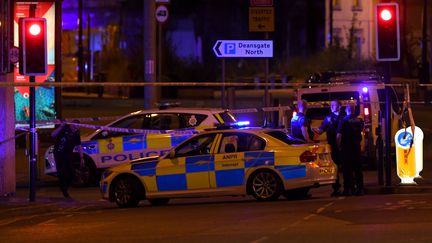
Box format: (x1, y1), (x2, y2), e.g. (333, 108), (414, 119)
(100, 128), (337, 207)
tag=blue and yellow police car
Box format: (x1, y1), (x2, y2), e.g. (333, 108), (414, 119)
(100, 127), (337, 207)
(45, 108), (237, 185)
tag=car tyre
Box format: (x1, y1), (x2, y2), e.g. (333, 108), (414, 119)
(148, 198), (170, 206)
(113, 176), (141, 207)
(73, 159), (96, 187)
(249, 170), (282, 201)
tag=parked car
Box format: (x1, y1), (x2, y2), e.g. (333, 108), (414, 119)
(45, 107), (237, 185)
(100, 126), (337, 207)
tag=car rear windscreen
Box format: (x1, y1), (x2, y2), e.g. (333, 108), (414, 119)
(217, 111), (237, 124)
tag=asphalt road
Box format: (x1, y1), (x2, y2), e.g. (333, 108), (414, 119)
(1, 187), (432, 242)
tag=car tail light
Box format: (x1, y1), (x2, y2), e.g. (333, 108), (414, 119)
(300, 151), (317, 163)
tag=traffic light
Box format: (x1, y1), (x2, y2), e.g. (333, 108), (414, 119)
(19, 18), (47, 75)
(375, 3), (400, 61)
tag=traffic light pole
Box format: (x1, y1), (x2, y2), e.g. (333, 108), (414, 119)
(29, 75), (37, 202)
(384, 62), (392, 186)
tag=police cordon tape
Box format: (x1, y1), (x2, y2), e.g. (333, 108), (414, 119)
(2, 81), (432, 88)
(0, 132), (27, 146)
(15, 115), (124, 125)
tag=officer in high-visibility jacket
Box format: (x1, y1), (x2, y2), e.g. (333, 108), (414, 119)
(291, 100), (314, 143)
(337, 103), (364, 196)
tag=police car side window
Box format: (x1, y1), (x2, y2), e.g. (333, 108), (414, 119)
(91, 115), (145, 140)
(248, 136), (265, 151)
(218, 133), (263, 153)
(181, 114), (207, 128)
(175, 134), (216, 157)
(145, 113), (181, 130)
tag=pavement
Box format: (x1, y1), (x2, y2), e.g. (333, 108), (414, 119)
(1, 167), (432, 206)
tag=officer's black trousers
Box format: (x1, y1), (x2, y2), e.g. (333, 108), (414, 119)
(341, 146), (364, 193)
(330, 147), (341, 192)
(54, 153), (75, 197)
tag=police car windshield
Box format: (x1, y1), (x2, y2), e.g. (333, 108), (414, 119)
(217, 111), (236, 124)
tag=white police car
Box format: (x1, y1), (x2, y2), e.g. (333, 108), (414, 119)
(45, 107), (237, 185)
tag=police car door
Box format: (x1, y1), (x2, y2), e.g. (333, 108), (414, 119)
(155, 133), (217, 192)
(91, 114), (147, 168)
(211, 132), (246, 190)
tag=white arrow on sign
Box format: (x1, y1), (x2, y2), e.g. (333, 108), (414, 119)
(213, 40), (273, 58)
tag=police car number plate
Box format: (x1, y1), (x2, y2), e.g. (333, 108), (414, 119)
(319, 167), (335, 175)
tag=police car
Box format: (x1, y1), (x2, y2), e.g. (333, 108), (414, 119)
(100, 127), (337, 207)
(45, 108), (237, 185)
(297, 71), (400, 167)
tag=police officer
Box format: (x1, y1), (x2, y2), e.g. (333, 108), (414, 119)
(51, 120), (84, 199)
(336, 103), (365, 196)
(313, 100), (343, 196)
(291, 99), (313, 143)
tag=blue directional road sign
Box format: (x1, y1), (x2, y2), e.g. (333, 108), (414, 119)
(213, 40), (273, 58)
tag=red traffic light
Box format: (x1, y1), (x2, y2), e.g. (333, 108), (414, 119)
(18, 18), (47, 75)
(29, 23), (42, 36)
(375, 3), (400, 61)
(379, 9), (392, 21)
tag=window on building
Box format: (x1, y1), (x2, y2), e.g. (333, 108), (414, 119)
(333, 0), (341, 10)
(332, 28), (342, 47)
(352, 0), (362, 11)
(354, 29), (364, 59)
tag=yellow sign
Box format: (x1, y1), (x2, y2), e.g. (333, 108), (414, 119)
(249, 7), (274, 32)
(394, 126), (424, 184)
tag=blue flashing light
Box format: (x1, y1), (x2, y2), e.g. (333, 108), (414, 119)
(235, 121), (250, 126)
(362, 87), (368, 93)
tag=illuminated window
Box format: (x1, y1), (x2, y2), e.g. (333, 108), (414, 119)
(352, 0), (362, 11)
(332, 28), (342, 47)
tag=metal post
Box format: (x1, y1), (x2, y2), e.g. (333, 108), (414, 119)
(78, 0), (83, 83)
(87, 14), (91, 82)
(221, 58), (226, 109)
(385, 62), (392, 186)
(55, 0), (63, 119)
(28, 3), (37, 202)
(329, 0), (333, 47)
(29, 76), (37, 202)
(158, 22), (162, 82)
(420, 0), (430, 100)
(143, 0), (157, 108)
(377, 110), (384, 186)
(264, 32), (270, 125)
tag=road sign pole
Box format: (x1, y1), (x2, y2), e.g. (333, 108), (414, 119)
(221, 58), (226, 109)
(264, 32), (270, 125)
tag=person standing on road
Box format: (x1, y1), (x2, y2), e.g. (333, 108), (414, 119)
(336, 103), (365, 196)
(291, 100), (314, 143)
(51, 120), (84, 199)
(313, 100), (344, 197)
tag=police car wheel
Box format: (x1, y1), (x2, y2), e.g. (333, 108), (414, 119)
(113, 176), (141, 207)
(249, 170), (282, 201)
(73, 163), (95, 187)
(148, 198), (170, 206)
